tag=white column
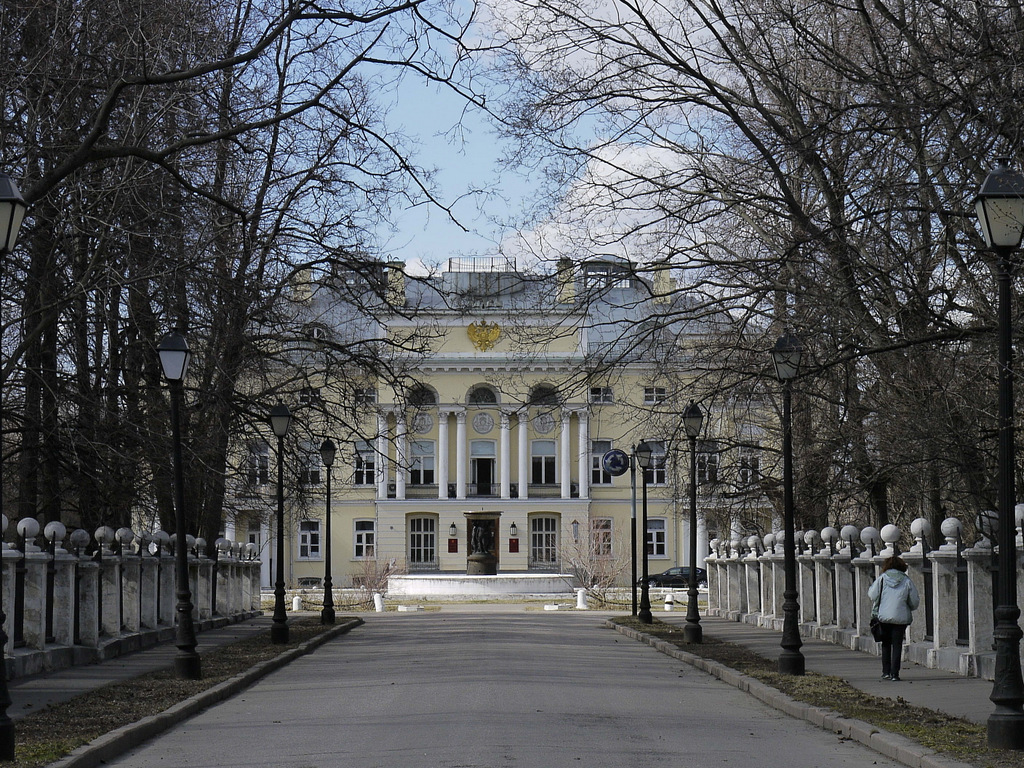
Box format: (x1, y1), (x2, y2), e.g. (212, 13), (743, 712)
(500, 411), (512, 499)
(395, 413), (407, 500)
(697, 515), (709, 567)
(518, 411), (529, 500)
(437, 409), (450, 499)
(377, 412), (389, 499)
(576, 409), (589, 499)
(455, 409), (467, 500)
(560, 409), (572, 499)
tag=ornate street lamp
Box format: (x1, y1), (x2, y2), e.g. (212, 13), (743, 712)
(270, 402), (293, 644)
(158, 332), (201, 679)
(635, 441), (654, 624)
(319, 438), (337, 625)
(771, 331), (805, 675)
(975, 157), (1024, 749)
(682, 401), (704, 643)
(0, 171), (26, 760)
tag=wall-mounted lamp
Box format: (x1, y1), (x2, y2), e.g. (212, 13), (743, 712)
(449, 522), (457, 537)
(571, 519), (580, 541)
(510, 522), (518, 537)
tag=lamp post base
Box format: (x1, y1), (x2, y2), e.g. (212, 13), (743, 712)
(988, 713), (1024, 750)
(684, 587), (702, 643)
(175, 652), (202, 680)
(321, 608), (336, 625)
(0, 717), (13, 761)
(778, 650), (805, 676)
(638, 585), (653, 624)
(271, 620), (289, 644)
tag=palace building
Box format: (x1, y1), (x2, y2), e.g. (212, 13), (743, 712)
(231, 255), (765, 592)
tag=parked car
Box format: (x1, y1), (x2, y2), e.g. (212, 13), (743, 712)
(640, 566), (708, 588)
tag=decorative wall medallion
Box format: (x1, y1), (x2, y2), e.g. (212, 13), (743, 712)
(467, 320), (501, 351)
(412, 412), (433, 435)
(533, 412), (555, 434)
(472, 412), (494, 434)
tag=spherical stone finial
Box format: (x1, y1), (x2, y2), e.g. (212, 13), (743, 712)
(860, 526), (880, 547)
(940, 517), (963, 544)
(880, 524), (900, 544)
(44, 521), (67, 543)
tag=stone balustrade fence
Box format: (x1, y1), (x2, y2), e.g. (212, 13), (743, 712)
(0, 516), (262, 678)
(704, 511), (1024, 680)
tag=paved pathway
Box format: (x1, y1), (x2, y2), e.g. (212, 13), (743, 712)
(100, 609), (901, 768)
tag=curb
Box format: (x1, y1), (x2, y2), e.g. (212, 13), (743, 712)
(48, 618), (364, 768)
(607, 621), (975, 768)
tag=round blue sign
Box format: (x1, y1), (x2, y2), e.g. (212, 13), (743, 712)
(602, 449), (630, 477)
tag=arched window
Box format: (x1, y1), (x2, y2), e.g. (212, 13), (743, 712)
(529, 384), (559, 406)
(467, 386), (498, 404)
(408, 384), (438, 407)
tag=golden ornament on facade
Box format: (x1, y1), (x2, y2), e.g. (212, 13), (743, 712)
(467, 320), (501, 351)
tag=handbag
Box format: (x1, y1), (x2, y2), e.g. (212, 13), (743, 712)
(870, 616), (884, 642)
(870, 577), (885, 642)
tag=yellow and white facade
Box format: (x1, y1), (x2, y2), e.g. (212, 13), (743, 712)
(236, 256), (738, 589)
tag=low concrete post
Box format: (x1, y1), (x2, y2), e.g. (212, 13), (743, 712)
(22, 551), (49, 650)
(852, 554), (876, 648)
(52, 552), (77, 646)
(120, 553), (141, 634)
(964, 545), (995, 660)
(98, 554), (122, 638)
(901, 550), (927, 644)
(158, 550), (175, 625)
(139, 556), (159, 629)
(76, 558), (100, 648)
(928, 519), (963, 664)
(1, 550), (18, 656)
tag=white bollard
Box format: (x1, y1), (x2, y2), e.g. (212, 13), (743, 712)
(576, 588), (588, 610)
(292, 595), (302, 612)
(373, 593), (385, 612)
(664, 593), (675, 611)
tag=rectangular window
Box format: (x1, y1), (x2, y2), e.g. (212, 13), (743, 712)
(643, 386), (667, 404)
(591, 440), (612, 485)
(647, 518), (667, 557)
(299, 387), (321, 405)
(354, 388), (377, 405)
(697, 440), (720, 485)
(300, 441), (321, 485)
(530, 516), (559, 566)
(410, 440), (435, 485)
(589, 386), (614, 404)
(531, 440), (557, 484)
(642, 441), (667, 485)
(354, 520), (375, 559)
(298, 520), (321, 559)
(738, 451), (760, 486)
(591, 518), (613, 557)
(409, 517), (437, 565)
(354, 440), (375, 485)
(247, 443), (269, 486)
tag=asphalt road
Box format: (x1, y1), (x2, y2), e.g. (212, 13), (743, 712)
(103, 609), (900, 768)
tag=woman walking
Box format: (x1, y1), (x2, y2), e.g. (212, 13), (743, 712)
(867, 556), (920, 681)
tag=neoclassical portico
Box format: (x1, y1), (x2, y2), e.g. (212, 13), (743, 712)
(374, 404), (591, 501)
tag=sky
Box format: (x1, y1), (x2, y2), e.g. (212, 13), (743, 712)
(379, 75), (534, 272)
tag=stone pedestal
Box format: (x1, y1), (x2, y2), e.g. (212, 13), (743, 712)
(465, 512), (500, 575)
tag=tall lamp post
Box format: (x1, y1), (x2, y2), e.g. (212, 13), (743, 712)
(270, 403), (293, 644)
(635, 441), (654, 624)
(319, 438), (336, 625)
(771, 331), (805, 675)
(975, 157), (1024, 749)
(682, 401), (704, 643)
(158, 332), (202, 679)
(0, 171), (26, 759)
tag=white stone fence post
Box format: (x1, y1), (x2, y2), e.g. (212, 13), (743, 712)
(0, 516), (262, 679)
(705, 514), (1015, 681)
